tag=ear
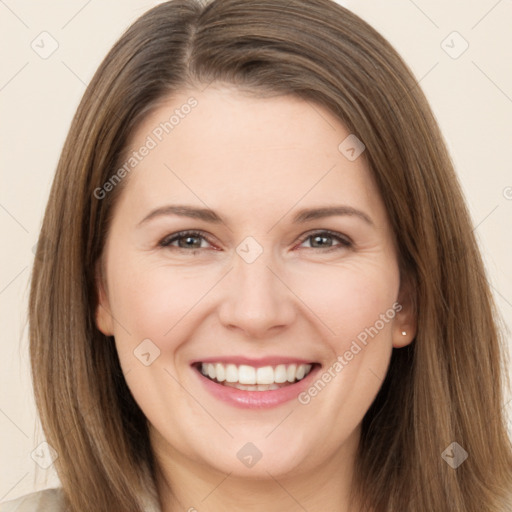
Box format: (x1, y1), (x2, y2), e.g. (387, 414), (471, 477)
(392, 271), (417, 348)
(95, 261), (114, 336)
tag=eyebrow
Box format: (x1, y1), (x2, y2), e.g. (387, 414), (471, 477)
(137, 204), (374, 227)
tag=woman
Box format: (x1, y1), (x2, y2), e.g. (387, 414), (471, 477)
(2, 0), (511, 510)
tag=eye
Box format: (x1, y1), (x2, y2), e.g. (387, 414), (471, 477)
(297, 230), (353, 251)
(158, 229), (353, 254)
(159, 230), (213, 251)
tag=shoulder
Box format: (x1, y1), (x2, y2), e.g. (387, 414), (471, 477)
(0, 488), (66, 512)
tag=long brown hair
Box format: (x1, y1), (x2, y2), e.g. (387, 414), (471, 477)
(29, 0), (512, 510)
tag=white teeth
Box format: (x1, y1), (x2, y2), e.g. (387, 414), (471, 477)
(223, 382), (281, 391)
(215, 363), (226, 382)
(200, 362), (313, 386)
(296, 365), (306, 380)
(225, 364), (238, 382)
(256, 366), (274, 385)
(238, 365), (256, 385)
(274, 364), (288, 383)
(286, 364), (297, 383)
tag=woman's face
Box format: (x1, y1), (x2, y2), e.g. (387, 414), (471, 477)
(96, 86), (414, 480)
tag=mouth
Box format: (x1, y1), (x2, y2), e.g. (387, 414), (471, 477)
(191, 360), (321, 408)
(194, 361), (316, 391)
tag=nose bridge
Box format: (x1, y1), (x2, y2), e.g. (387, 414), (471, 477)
(218, 239), (295, 335)
(235, 249), (277, 299)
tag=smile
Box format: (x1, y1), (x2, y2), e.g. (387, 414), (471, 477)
(199, 362), (314, 391)
(192, 359), (321, 408)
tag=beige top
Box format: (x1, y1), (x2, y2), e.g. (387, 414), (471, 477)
(0, 488), (161, 512)
(0, 489), (65, 512)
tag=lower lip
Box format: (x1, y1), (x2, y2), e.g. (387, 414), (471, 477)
(193, 365), (320, 409)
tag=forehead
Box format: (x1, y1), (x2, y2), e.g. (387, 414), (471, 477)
(116, 86), (386, 228)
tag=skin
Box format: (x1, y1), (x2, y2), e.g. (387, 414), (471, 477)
(96, 85), (416, 512)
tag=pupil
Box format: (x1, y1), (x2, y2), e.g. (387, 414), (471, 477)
(181, 236), (200, 248)
(313, 235), (329, 247)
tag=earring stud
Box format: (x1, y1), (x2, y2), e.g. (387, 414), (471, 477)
(401, 331), (407, 336)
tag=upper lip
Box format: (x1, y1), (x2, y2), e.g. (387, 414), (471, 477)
(191, 356), (319, 368)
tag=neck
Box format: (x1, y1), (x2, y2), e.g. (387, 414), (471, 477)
(152, 426), (362, 512)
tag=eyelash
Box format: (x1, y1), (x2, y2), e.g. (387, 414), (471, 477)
(158, 229), (353, 253)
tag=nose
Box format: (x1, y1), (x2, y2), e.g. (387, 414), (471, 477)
(217, 247), (297, 339)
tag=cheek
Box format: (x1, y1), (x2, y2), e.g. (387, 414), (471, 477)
(293, 259), (399, 432)
(292, 257), (400, 344)
(110, 254), (194, 321)
(108, 250), (399, 356)
(105, 255), (207, 364)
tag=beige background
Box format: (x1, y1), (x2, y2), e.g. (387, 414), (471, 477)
(1, 0), (511, 501)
